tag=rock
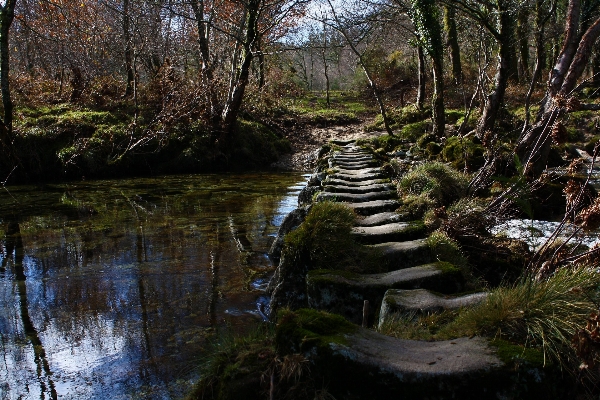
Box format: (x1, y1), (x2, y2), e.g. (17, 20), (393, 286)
(351, 221), (426, 244)
(276, 309), (564, 399)
(324, 183), (395, 194)
(298, 186), (321, 207)
(332, 161), (380, 170)
(316, 190), (397, 203)
(367, 239), (432, 271)
(268, 250), (311, 317)
(355, 212), (407, 226)
(306, 262), (464, 324)
(329, 172), (388, 182)
(268, 207), (308, 264)
(325, 178), (390, 187)
(378, 289), (489, 328)
(346, 199), (401, 215)
(307, 172), (326, 187)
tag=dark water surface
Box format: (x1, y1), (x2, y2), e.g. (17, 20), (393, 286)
(0, 172), (307, 399)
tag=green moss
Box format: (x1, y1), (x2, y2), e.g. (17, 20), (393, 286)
(400, 121), (429, 142)
(275, 309), (357, 355)
(440, 136), (485, 171)
(434, 261), (461, 275)
(585, 135), (600, 154)
(490, 339), (546, 367)
(426, 231), (468, 268)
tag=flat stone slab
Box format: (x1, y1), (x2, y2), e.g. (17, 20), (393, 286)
(277, 309), (560, 399)
(351, 222), (425, 244)
(355, 211), (406, 226)
(329, 172), (388, 182)
(333, 155), (374, 162)
(325, 178), (390, 187)
(333, 160), (380, 168)
(367, 239), (432, 271)
(379, 289), (489, 328)
(324, 183), (395, 194)
(346, 200), (401, 216)
(316, 190), (397, 204)
(332, 166), (381, 175)
(307, 263), (464, 324)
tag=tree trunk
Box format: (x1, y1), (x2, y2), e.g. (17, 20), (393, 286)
(416, 45), (426, 110)
(0, 0), (16, 134)
(321, 24), (331, 108)
(192, 0), (221, 128)
(431, 56), (445, 138)
(476, 1), (514, 140)
(444, 5), (462, 84)
(517, 2), (600, 178)
(517, 6), (530, 81)
(69, 65), (85, 102)
(221, 0), (260, 134)
(123, 0), (134, 97)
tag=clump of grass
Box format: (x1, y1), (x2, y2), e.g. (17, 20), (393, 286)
(426, 231), (468, 268)
(397, 162), (469, 218)
(444, 266), (600, 368)
(379, 309), (459, 340)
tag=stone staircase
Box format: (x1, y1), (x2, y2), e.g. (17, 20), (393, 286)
(269, 141), (562, 399)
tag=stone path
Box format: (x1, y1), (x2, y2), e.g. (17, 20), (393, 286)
(289, 142), (556, 398)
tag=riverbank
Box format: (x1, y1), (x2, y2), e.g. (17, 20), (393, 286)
(187, 138), (600, 399)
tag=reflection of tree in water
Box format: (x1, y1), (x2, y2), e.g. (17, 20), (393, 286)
(4, 220), (57, 400)
(0, 173), (304, 397)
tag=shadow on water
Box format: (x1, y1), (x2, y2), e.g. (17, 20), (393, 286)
(4, 220), (57, 400)
(0, 172), (306, 399)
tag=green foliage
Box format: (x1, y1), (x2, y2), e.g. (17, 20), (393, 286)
(398, 162), (469, 208)
(440, 136), (485, 171)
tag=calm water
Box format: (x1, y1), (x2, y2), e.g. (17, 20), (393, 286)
(0, 172), (307, 399)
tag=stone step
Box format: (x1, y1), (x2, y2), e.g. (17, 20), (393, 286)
(355, 211), (407, 226)
(332, 166), (381, 175)
(329, 172), (388, 182)
(332, 162), (380, 170)
(333, 155), (374, 162)
(316, 190), (397, 204)
(369, 239), (433, 270)
(378, 289), (489, 328)
(346, 200), (401, 215)
(307, 262), (464, 324)
(368, 239), (432, 270)
(351, 222), (425, 244)
(325, 178), (390, 187)
(277, 310), (556, 399)
(324, 183), (395, 194)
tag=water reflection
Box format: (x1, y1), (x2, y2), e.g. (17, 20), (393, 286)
(0, 173), (306, 399)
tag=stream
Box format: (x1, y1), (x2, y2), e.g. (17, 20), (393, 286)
(0, 172), (307, 399)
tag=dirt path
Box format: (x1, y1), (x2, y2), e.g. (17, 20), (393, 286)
(272, 123), (386, 171)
